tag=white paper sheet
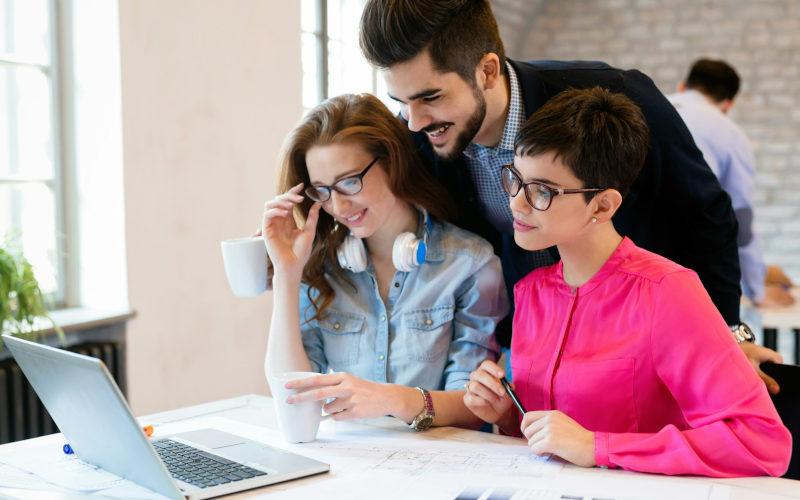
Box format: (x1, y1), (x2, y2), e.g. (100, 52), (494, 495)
(172, 414), (732, 500)
(155, 413), (562, 480)
(263, 469), (733, 500)
(0, 442), (168, 498)
(0, 463), (67, 492)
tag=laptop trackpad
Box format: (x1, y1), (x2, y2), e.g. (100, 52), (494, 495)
(176, 429), (302, 471)
(174, 429), (247, 449)
(217, 442), (291, 468)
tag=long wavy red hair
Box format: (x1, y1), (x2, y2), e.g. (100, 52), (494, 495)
(278, 93), (454, 319)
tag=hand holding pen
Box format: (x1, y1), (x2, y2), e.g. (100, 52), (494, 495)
(463, 360), (523, 433)
(500, 376), (526, 415)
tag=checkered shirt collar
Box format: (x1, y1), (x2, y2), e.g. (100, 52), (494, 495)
(464, 61), (525, 158)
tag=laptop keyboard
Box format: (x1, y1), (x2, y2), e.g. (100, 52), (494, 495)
(153, 439), (267, 489)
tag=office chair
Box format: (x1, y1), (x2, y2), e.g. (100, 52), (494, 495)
(761, 362), (800, 480)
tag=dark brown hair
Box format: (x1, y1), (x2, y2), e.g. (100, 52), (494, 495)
(359, 0), (505, 84)
(279, 94), (453, 319)
(686, 58), (740, 102)
(515, 87), (650, 200)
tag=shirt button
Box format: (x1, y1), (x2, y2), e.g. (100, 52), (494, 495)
(380, 315), (386, 322)
(393, 282), (400, 288)
(333, 323), (341, 330)
(425, 319), (433, 326)
(379, 354), (385, 360)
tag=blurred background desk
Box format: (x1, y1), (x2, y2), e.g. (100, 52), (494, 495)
(746, 287), (800, 364)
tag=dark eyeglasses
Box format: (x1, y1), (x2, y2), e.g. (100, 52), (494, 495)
(500, 164), (603, 211)
(304, 157), (380, 203)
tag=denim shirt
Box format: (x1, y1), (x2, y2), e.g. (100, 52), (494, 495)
(298, 218), (507, 391)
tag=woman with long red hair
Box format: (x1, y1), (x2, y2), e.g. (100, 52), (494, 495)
(262, 93), (507, 430)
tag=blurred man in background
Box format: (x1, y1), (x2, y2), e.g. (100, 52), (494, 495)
(669, 58), (794, 307)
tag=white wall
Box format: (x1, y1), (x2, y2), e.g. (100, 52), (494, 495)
(118, 1), (302, 414)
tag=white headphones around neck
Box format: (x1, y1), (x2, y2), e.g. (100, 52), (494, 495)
(336, 209), (432, 273)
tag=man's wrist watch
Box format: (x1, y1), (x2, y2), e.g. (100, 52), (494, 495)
(731, 322), (755, 344)
(409, 387), (435, 431)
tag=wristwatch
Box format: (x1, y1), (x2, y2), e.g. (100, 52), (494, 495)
(731, 323), (755, 344)
(409, 387), (435, 431)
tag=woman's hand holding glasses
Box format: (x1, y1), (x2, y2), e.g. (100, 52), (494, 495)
(261, 183), (321, 282)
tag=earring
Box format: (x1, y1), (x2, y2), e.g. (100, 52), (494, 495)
(591, 217), (598, 223)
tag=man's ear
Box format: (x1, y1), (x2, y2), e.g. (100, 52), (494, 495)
(477, 53), (502, 91)
(676, 81), (686, 93)
(591, 189), (623, 222)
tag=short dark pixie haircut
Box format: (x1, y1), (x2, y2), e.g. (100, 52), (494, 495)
(359, 0), (505, 85)
(685, 58), (741, 102)
(515, 87), (650, 201)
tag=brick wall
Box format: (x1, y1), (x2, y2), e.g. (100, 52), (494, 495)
(493, 0), (800, 279)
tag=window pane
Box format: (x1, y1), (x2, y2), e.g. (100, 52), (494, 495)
(0, 64), (54, 178)
(327, 0), (342, 42)
(302, 0), (397, 115)
(376, 73), (400, 115)
(300, 0), (317, 33)
(327, 39), (374, 97)
(0, 182), (58, 295)
(326, 0), (375, 97)
(0, 0), (51, 64)
(302, 32), (320, 109)
(339, 0), (365, 38)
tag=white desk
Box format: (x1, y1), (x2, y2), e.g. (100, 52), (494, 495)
(0, 395), (797, 499)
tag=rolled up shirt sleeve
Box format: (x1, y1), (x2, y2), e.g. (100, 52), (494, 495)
(442, 251), (508, 390)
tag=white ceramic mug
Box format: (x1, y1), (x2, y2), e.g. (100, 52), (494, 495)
(220, 236), (269, 297)
(267, 371), (330, 443)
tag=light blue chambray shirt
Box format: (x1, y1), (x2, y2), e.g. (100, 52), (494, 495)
(298, 218), (508, 391)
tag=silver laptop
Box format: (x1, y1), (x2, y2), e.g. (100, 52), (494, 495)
(3, 334), (329, 499)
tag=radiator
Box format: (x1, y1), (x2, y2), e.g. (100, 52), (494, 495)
(0, 341), (123, 444)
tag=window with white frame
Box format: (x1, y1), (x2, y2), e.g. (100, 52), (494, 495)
(301, 0), (398, 114)
(0, 0), (65, 304)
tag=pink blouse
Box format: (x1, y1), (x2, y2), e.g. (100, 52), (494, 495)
(511, 237), (791, 477)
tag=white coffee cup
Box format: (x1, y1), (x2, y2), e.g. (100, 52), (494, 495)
(221, 236), (269, 297)
(267, 371), (330, 443)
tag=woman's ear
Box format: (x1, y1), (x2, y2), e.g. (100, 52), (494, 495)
(591, 189), (623, 222)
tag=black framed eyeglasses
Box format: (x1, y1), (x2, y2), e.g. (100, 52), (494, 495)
(305, 157), (380, 202)
(500, 164), (603, 211)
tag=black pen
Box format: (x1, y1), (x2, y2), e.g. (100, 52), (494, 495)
(500, 377), (526, 415)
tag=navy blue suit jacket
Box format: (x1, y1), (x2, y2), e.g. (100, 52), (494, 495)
(412, 59), (741, 346)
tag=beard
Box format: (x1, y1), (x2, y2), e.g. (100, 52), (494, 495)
(428, 87), (487, 162)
